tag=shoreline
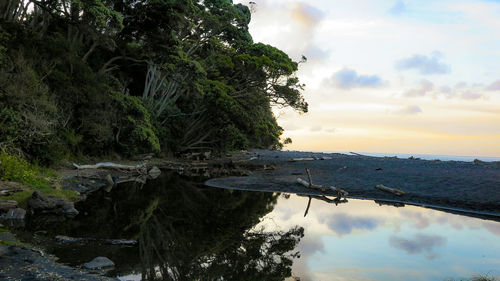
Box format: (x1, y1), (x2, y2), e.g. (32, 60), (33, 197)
(205, 149), (500, 217)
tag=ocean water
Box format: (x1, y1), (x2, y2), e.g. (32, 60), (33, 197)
(321, 151), (500, 162)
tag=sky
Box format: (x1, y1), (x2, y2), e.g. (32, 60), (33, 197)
(234, 0), (500, 157)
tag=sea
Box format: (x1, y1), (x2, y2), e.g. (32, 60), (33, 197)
(320, 151), (500, 162)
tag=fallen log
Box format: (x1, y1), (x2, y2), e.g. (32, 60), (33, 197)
(296, 168), (349, 198)
(73, 162), (145, 171)
(297, 178), (327, 192)
(290, 158), (315, 162)
(375, 184), (405, 196)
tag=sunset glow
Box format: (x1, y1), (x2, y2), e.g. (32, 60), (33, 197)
(237, 0), (500, 156)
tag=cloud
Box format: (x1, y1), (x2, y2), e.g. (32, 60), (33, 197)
(395, 51), (451, 75)
(403, 80), (486, 100)
(486, 79), (500, 91)
(392, 105), (423, 115)
(389, 0), (407, 15)
(403, 79), (434, 97)
(389, 234), (446, 259)
(291, 2), (325, 27)
(319, 213), (382, 236)
(303, 45), (330, 60)
(438, 82), (485, 100)
(330, 68), (384, 89)
(459, 91), (483, 100)
(310, 126), (322, 132)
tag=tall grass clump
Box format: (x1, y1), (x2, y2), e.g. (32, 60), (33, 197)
(0, 151), (78, 205)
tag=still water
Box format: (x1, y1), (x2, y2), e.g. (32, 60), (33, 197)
(21, 173), (500, 281)
(259, 195), (500, 281)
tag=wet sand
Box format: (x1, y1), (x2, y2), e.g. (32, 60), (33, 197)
(205, 150), (500, 217)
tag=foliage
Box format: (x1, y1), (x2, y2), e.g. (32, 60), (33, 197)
(0, 151), (79, 207)
(0, 0), (307, 162)
(0, 151), (55, 189)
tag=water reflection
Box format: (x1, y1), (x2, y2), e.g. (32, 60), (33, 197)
(21, 173), (500, 281)
(389, 234), (446, 260)
(132, 174), (304, 281)
(25, 173), (304, 280)
(258, 194), (500, 281)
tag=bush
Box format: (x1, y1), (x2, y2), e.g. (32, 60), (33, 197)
(0, 151), (55, 189)
(109, 92), (161, 155)
(0, 151), (79, 206)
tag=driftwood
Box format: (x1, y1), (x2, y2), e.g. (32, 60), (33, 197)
(375, 184), (405, 196)
(73, 162), (146, 172)
(290, 157), (315, 162)
(301, 195), (348, 217)
(304, 197), (312, 217)
(296, 168), (348, 198)
(0, 200), (18, 212)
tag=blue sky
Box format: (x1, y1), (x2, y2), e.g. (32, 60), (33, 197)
(236, 0), (500, 156)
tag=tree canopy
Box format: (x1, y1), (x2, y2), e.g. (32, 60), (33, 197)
(0, 0), (307, 162)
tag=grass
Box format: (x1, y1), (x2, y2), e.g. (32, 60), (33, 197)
(0, 240), (27, 246)
(0, 151), (79, 207)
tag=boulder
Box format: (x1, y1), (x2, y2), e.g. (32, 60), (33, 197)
(28, 192), (79, 217)
(148, 166), (161, 179)
(83, 257), (115, 269)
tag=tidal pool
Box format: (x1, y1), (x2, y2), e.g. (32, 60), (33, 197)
(257, 195), (500, 281)
(19, 173), (500, 281)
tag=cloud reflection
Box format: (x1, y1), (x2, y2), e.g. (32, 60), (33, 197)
(319, 213), (382, 236)
(389, 234), (446, 259)
(484, 222), (500, 236)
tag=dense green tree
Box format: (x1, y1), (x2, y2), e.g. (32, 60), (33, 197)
(0, 0), (307, 160)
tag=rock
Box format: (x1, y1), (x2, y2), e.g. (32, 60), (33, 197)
(148, 166), (161, 179)
(84, 257), (115, 269)
(0, 208), (26, 220)
(28, 192), (79, 217)
(0, 200), (18, 212)
(55, 235), (90, 243)
(473, 159), (483, 164)
(105, 174), (114, 186)
(106, 239), (137, 245)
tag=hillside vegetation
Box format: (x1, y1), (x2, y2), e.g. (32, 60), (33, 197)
(0, 0), (307, 165)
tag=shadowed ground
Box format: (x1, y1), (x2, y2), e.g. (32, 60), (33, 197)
(205, 150), (500, 217)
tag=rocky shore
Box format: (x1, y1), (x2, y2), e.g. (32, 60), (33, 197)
(0, 151), (265, 280)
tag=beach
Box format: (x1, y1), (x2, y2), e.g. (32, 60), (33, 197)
(206, 150), (500, 218)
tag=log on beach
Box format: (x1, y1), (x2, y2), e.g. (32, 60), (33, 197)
(73, 162), (145, 171)
(290, 158), (315, 162)
(296, 168), (349, 197)
(375, 184), (405, 196)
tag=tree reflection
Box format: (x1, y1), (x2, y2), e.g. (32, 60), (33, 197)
(130, 174), (304, 281)
(26, 173), (304, 280)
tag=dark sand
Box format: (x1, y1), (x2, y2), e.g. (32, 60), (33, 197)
(205, 150), (500, 217)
